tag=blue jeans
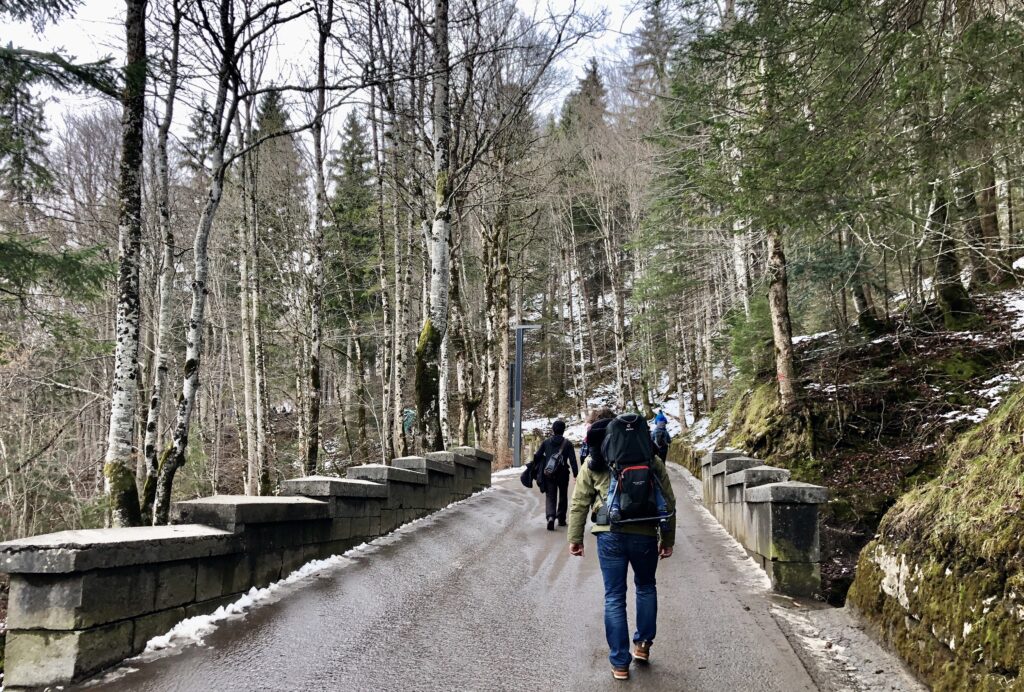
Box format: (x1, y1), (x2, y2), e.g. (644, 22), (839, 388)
(596, 532), (659, 668)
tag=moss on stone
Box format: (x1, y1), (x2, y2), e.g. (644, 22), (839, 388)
(849, 385), (1024, 689)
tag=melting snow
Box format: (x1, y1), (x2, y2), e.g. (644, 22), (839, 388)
(792, 330), (835, 345)
(141, 488), (495, 655)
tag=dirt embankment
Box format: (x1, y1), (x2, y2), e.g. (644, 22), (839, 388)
(695, 291), (1024, 605)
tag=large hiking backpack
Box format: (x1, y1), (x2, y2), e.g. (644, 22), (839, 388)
(602, 413), (654, 465)
(602, 414), (663, 523)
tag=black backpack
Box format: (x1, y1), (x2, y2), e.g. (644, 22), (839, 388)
(543, 438), (570, 477)
(652, 427), (670, 458)
(602, 413), (654, 466)
(602, 414), (663, 524)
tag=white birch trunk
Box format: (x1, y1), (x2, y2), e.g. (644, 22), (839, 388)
(104, 0), (147, 527)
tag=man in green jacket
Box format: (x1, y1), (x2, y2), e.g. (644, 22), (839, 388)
(568, 429), (676, 681)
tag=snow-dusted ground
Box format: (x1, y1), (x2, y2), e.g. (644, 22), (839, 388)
(520, 381), (704, 446)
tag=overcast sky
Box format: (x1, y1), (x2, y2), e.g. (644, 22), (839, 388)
(5, 0), (640, 117)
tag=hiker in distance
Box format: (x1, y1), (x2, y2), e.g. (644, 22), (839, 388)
(652, 410), (671, 462)
(531, 419), (578, 531)
(568, 411), (676, 681)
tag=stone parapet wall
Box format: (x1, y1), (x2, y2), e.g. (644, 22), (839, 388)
(0, 448), (492, 690)
(699, 450), (828, 597)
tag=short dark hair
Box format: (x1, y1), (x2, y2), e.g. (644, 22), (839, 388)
(552, 419), (566, 435)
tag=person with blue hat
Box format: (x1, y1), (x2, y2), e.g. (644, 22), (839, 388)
(651, 411), (670, 462)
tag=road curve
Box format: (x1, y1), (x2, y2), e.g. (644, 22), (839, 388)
(85, 467), (817, 692)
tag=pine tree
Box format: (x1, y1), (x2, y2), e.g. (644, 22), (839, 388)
(0, 54), (53, 204)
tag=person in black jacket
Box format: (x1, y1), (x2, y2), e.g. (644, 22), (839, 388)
(532, 419), (578, 531)
(583, 407), (616, 473)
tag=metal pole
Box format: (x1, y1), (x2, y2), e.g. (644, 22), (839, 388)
(507, 363), (515, 448)
(513, 327), (525, 467)
(511, 324), (540, 468)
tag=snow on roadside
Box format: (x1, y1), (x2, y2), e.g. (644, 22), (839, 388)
(139, 488), (495, 656)
(667, 464), (771, 592)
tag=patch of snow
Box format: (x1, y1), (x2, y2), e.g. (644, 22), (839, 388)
(940, 407), (990, 424)
(140, 488), (495, 656)
(491, 467), (523, 479)
(1000, 289), (1024, 337)
(1013, 256), (1024, 271)
(792, 330), (835, 345)
(689, 416), (728, 452)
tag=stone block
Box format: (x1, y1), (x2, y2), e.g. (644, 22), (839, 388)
(0, 524), (240, 574)
(744, 481), (829, 504)
(7, 566), (156, 630)
(346, 464), (427, 486)
(282, 546), (309, 575)
(279, 475), (387, 499)
(195, 553), (250, 602)
(4, 620), (133, 688)
(154, 560), (197, 611)
(132, 606), (186, 651)
(723, 466), (791, 546)
(317, 539), (357, 559)
(450, 446), (495, 463)
(350, 516), (370, 538)
(172, 496), (330, 532)
(701, 449), (743, 506)
(748, 502), (821, 563)
(379, 510), (398, 534)
(366, 514), (381, 537)
(393, 455), (455, 476)
(724, 465), (791, 489)
(248, 550), (283, 589)
(330, 517), (353, 541)
(450, 447), (493, 489)
(764, 560), (821, 598)
(184, 593), (241, 619)
(711, 456), (762, 520)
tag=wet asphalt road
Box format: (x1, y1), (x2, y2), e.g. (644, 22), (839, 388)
(87, 468), (817, 692)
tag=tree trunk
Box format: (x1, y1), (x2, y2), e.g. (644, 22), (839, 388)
(304, 0), (333, 475)
(929, 181), (976, 328)
(977, 161), (1002, 283)
(766, 226), (799, 410)
(141, 0), (180, 521)
(104, 0), (147, 528)
(415, 0), (451, 453)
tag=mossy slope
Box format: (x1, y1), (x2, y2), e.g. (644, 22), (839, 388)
(849, 386), (1024, 691)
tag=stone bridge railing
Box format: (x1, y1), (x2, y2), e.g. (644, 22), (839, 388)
(0, 447), (493, 690)
(700, 449), (828, 598)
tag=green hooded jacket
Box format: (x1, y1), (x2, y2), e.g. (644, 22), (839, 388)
(567, 458), (676, 548)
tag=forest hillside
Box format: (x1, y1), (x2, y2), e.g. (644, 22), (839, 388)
(2, 0), (1024, 682)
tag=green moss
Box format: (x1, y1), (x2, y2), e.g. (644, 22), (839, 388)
(849, 385), (1024, 689)
(724, 381), (819, 478)
(932, 350), (989, 382)
(414, 318), (443, 451)
(102, 458), (142, 527)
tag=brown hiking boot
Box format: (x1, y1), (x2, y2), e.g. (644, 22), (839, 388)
(611, 666), (630, 680)
(634, 640), (652, 663)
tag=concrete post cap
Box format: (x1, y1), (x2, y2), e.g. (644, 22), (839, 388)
(744, 481), (829, 504)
